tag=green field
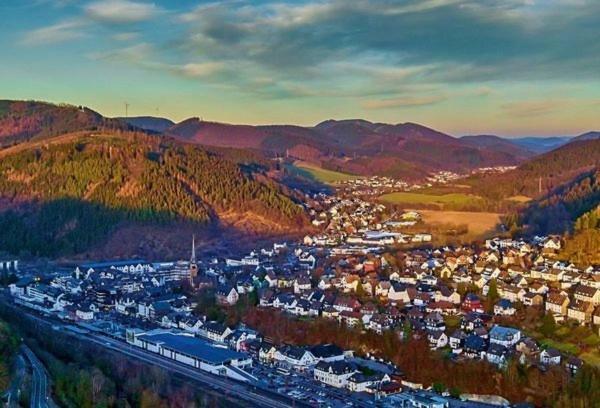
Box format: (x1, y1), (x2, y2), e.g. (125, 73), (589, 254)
(379, 191), (482, 207)
(288, 162), (359, 184)
(539, 338), (581, 355)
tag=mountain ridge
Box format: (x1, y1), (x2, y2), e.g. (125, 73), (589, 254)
(2, 100), (598, 183)
(467, 139), (600, 200)
(117, 116), (175, 133)
(165, 117), (533, 179)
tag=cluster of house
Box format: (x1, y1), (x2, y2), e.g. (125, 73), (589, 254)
(303, 196), (432, 249)
(214, 234), (597, 375)
(470, 166), (517, 175)
(8, 259), (199, 321)
(5, 186), (599, 403)
(253, 341), (408, 395)
(337, 176), (416, 196)
(425, 171), (462, 184)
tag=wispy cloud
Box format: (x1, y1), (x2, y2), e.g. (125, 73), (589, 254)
(88, 42), (153, 62)
(112, 32), (139, 41)
(501, 99), (570, 118)
(21, 19), (85, 45)
(89, 43), (226, 80)
(10, 0), (600, 128)
(174, 62), (225, 78)
(362, 95), (446, 110)
(85, 0), (161, 24)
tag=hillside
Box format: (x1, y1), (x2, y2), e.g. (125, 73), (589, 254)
(570, 131), (600, 143)
(117, 116), (175, 133)
(0, 132), (307, 257)
(516, 168), (600, 235)
(167, 118), (532, 180)
(0, 100), (131, 147)
(559, 206), (600, 266)
(460, 135), (535, 161)
(467, 139), (600, 200)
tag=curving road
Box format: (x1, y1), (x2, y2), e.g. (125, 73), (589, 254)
(22, 345), (50, 408)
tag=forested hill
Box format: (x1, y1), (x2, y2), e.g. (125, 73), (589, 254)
(467, 139), (600, 200)
(513, 168), (600, 235)
(560, 206), (600, 266)
(0, 132), (307, 257)
(0, 100), (132, 147)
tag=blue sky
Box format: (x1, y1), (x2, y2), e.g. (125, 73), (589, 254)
(1, 0), (599, 136)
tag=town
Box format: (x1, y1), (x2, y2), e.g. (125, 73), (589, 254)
(2, 184), (598, 408)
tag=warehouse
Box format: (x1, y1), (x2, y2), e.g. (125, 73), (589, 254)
(126, 329), (255, 382)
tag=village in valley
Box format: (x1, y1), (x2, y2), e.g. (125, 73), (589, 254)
(2, 172), (599, 408)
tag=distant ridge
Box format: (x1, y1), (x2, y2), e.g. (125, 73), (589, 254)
(460, 134), (535, 161)
(508, 136), (571, 153)
(570, 131), (600, 143)
(165, 117), (534, 179)
(2, 99), (598, 182)
(117, 116), (175, 133)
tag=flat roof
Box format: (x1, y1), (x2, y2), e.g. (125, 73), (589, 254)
(138, 332), (248, 365)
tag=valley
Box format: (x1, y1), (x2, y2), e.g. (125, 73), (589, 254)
(3, 2), (600, 406)
(0, 99), (599, 408)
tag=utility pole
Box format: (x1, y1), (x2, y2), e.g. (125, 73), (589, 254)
(124, 102), (130, 118)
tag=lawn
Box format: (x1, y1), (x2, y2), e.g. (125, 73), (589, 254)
(288, 161), (359, 184)
(539, 338), (581, 355)
(379, 192), (482, 208)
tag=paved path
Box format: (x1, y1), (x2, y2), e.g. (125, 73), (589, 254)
(22, 345), (50, 408)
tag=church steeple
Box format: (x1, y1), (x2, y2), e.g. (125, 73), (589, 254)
(191, 234), (196, 264)
(189, 234), (198, 286)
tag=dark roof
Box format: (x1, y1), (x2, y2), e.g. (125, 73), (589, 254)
(203, 321), (229, 335)
(542, 348), (561, 358)
(486, 343), (509, 357)
(216, 285), (235, 296)
(138, 331), (247, 365)
(464, 335), (487, 352)
(279, 345), (307, 360)
(315, 360), (356, 375)
(496, 299), (513, 308)
(310, 344), (344, 358)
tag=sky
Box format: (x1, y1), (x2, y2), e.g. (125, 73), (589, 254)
(1, 0), (599, 137)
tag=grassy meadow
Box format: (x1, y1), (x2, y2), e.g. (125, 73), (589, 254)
(289, 161), (359, 184)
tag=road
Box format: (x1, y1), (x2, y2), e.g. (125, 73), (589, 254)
(22, 345), (51, 408)
(1, 299), (307, 408)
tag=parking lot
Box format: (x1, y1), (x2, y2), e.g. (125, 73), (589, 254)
(249, 363), (376, 408)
